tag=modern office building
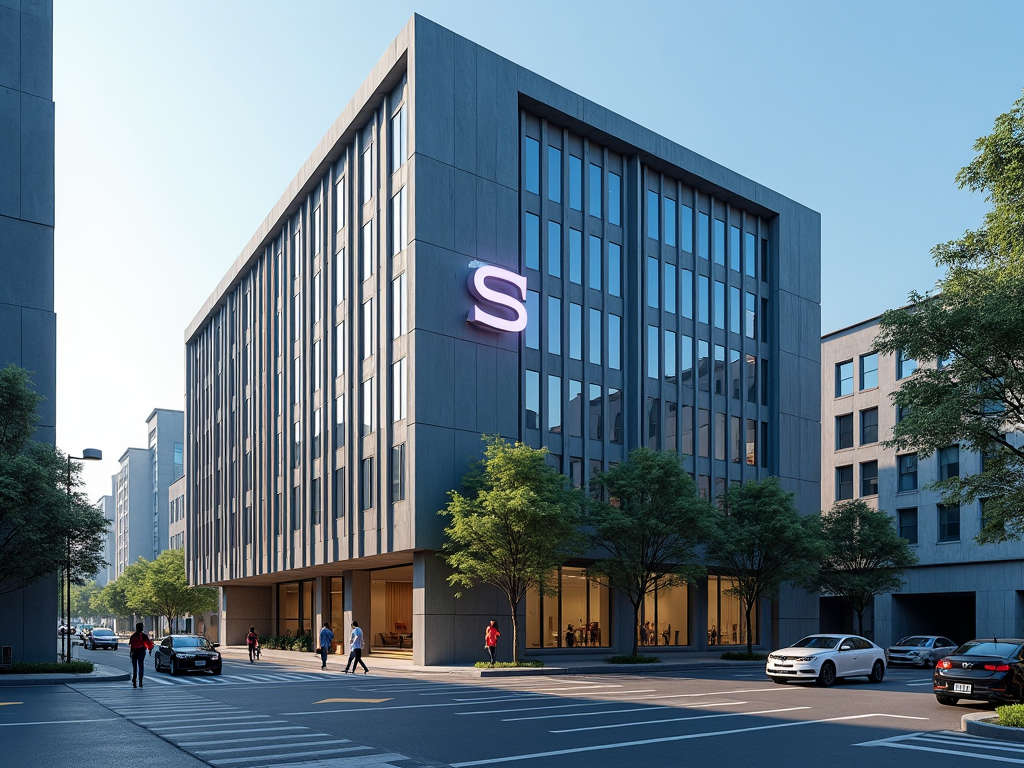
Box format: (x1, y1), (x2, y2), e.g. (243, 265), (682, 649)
(185, 15), (821, 664)
(114, 409), (184, 577)
(0, 0), (57, 663)
(822, 315), (1024, 646)
(169, 475), (186, 552)
(94, 492), (116, 588)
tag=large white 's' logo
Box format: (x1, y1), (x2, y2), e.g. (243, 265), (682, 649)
(467, 263), (528, 333)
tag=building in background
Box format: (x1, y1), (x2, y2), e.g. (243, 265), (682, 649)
(185, 15), (821, 664)
(94, 491), (116, 587)
(114, 409), (184, 577)
(167, 474), (218, 639)
(821, 316), (1024, 646)
(0, 0), (57, 663)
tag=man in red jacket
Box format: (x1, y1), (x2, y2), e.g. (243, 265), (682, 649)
(128, 623), (154, 688)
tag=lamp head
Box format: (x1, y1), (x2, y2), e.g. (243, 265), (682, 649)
(81, 448), (102, 461)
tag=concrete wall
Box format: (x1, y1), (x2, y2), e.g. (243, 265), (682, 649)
(221, 585), (272, 646)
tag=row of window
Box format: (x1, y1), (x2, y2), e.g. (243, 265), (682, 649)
(523, 136), (623, 225)
(835, 446), (959, 500)
(897, 505), (965, 545)
(834, 351), (920, 398)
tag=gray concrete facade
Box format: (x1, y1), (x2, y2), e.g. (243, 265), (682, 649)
(822, 317), (1024, 646)
(0, 0), (57, 664)
(94, 491), (115, 587)
(186, 15), (821, 662)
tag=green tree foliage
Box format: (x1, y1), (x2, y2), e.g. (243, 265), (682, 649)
(70, 580), (101, 619)
(93, 558), (150, 623)
(810, 501), (918, 636)
(586, 448), (711, 657)
(131, 549), (217, 631)
(0, 365), (109, 594)
(439, 436), (584, 662)
(875, 91), (1024, 543)
(705, 477), (821, 656)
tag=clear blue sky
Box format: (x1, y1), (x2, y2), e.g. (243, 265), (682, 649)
(53, 0), (1024, 499)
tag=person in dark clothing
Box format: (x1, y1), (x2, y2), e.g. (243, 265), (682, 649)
(128, 623), (154, 688)
(246, 626), (260, 662)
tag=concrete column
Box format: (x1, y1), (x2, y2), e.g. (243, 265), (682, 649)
(221, 585), (272, 645)
(692, 579), (708, 652)
(343, 569), (371, 653)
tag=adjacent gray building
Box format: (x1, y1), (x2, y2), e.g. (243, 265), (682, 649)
(94, 491), (116, 588)
(0, 0), (57, 663)
(185, 15), (821, 664)
(822, 316), (1024, 646)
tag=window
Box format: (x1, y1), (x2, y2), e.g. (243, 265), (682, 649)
(391, 187), (407, 256)
(548, 145), (561, 202)
(836, 414), (853, 450)
(665, 198), (676, 247)
(860, 353), (878, 390)
(569, 154), (582, 210)
(746, 354), (756, 403)
(730, 286), (740, 334)
(682, 405), (694, 455)
(681, 268), (693, 319)
(312, 409), (322, 460)
(361, 220), (373, 279)
(897, 508), (918, 544)
(730, 225), (741, 272)
(334, 394), (345, 447)
(525, 213), (540, 269)
(525, 370), (540, 430)
(313, 271), (322, 324)
(730, 416), (741, 463)
(313, 340), (322, 391)
(897, 404), (911, 424)
(939, 445), (960, 480)
(698, 340), (709, 391)
(698, 408), (710, 458)
(746, 419), (756, 466)
(609, 387), (622, 444)
(548, 375), (561, 433)
(836, 465), (854, 500)
(608, 243), (621, 296)
(362, 298), (373, 359)
(681, 335), (693, 386)
(525, 291), (539, 349)
(898, 454), (918, 492)
(714, 281), (725, 329)
(744, 231), (756, 277)
(335, 176), (346, 233)
(588, 163), (601, 217)
(608, 314), (621, 370)
(647, 256), (659, 308)
(745, 292), (756, 339)
(897, 350), (917, 380)
(362, 377), (374, 436)
(547, 221), (561, 277)
(714, 411), (726, 461)
(548, 297), (561, 355)
(698, 275), (709, 324)
(647, 190), (659, 240)
(681, 203), (693, 252)
(569, 228), (582, 284)
(569, 303), (583, 360)
(665, 263), (676, 313)
(361, 143), (373, 203)
(391, 444), (406, 501)
(836, 361), (853, 397)
(524, 137), (540, 194)
(647, 325), (659, 379)
(293, 292), (302, 341)
(860, 408), (878, 445)
(665, 330), (677, 381)
(293, 356), (302, 404)
(646, 397), (660, 448)
(714, 345), (725, 396)
(390, 103), (407, 172)
(861, 461), (878, 497)
(589, 308), (601, 365)
(392, 273), (407, 338)
(938, 504), (961, 543)
(608, 172), (621, 225)
(714, 219), (725, 265)
(392, 359), (406, 422)
(589, 384), (602, 440)
(333, 467), (346, 519)
(360, 457), (374, 510)
(293, 420), (302, 468)
(588, 235), (602, 290)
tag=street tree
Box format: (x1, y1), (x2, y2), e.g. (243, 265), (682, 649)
(875, 91), (1024, 543)
(811, 501), (918, 636)
(586, 448), (712, 657)
(440, 436), (584, 663)
(71, 580), (101, 619)
(94, 558), (151, 625)
(0, 365), (109, 594)
(131, 548), (217, 632)
(704, 477), (821, 656)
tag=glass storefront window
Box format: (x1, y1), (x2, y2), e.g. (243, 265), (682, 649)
(639, 580), (690, 648)
(277, 580), (314, 639)
(525, 567), (610, 649)
(707, 575), (756, 647)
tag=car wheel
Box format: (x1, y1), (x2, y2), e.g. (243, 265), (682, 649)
(769, 676), (787, 685)
(936, 695), (959, 706)
(170, 658), (179, 676)
(212, 666), (222, 676)
(868, 660), (885, 683)
(817, 661), (837, 687)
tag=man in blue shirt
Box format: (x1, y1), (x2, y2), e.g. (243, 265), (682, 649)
(318, 622), (335, 670)
(344, 620), (368, 674)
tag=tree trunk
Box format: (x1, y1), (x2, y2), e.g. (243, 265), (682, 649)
(745, 600), (754, 657)
(510, 604), (519, 664)
(856, 607), (865, 637)
(631, 599), (641, 657)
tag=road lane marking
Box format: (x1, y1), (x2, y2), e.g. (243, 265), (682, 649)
(261, 754), (411, 768)
(315, 698), (392, 704)
(856, 734), (1024, 763)
(448, 713), (928, 766)
(0, 702), (23, 706)
(458, 702), (623, 716)
(154, 721), (291, 734)
(0, 718), (119, 727)
(132, 714), (271, 724)
(177, 734), (325, 747)
(194, 738), (354, 755)
(915, 733), (1024, 753)
(207, 745), (373, 765)
(550, 705), (811, 732)
(157, 725), (307, 736)
(504, 700), (745, 723)
(905, 682), (935, 686)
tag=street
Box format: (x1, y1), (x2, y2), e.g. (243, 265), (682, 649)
(3, 647), (1022, 767)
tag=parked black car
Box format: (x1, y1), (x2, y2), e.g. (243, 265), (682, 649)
(154, 635), (222, 676)
(84, 627), (118, 650)
(933, 638), (1024, 705)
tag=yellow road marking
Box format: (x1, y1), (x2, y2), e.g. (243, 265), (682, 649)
(314, 698), (392, 704)
(0, 703), (22, 707)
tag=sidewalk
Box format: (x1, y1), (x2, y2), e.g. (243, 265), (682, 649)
(219, 645), (767, 677)
(0, 662), (130, 687)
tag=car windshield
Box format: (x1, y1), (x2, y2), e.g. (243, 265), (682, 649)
(791, 636), (841, 649)
(895, 636), (931, 647)
(92, 629), (115, 637)
(956, 642), (1022, 658)
(175, 637), (214, 650)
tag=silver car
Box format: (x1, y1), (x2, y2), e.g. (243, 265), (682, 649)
(885, 635), (957, 667)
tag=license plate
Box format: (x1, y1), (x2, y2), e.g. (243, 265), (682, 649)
(776, 663), (791, 667)
(953, 683), (971, 693)
(194, 660), (206, 667)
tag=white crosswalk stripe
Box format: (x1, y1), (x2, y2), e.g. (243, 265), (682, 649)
(858, 730), (1024, 762)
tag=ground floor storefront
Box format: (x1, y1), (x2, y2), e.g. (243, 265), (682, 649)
(215, 550), (816, 664)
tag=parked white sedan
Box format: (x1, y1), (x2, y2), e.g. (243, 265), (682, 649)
(766, 634), (887, 687)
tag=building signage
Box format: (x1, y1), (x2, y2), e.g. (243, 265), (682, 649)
(467, 263), (528, 333)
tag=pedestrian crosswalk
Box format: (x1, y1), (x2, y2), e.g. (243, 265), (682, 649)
(857, 730), (1024, 762)
(69, 684), (425, 768)
(114, 670), (345, 687)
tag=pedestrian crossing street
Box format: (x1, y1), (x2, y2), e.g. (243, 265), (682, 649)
(857, 730), (1024, 763)
(70, 684), (427, 768)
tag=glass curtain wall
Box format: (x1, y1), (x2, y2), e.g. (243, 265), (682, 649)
(638, 580), (690, 647)
(707, 575), (756, 646)
(277, 580), (315, 638)
(525, 567), (610, 648)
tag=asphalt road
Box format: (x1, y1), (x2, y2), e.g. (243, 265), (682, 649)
(4, 646), (1023, 767)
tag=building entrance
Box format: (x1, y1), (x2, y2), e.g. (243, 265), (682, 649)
(370, 565), (413, 652)
(893, 592), (975, 646)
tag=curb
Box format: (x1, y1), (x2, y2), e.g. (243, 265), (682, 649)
(962, 711), (1024, 742)
(0, 663), (130, 687)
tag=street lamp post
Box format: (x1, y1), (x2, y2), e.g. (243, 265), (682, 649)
(64, 448), (101, 663)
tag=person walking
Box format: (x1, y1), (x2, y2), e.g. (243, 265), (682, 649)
(485, 620), (500, 667)
(128, 623), (154, 688)
(344, 620), (368, 674)
(246, 626), (260, 663)
(318, 622), (335, 670)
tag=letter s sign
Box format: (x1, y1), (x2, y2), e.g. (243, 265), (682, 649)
(467, 265), (528, 333)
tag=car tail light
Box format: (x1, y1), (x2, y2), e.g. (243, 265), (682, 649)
(937, 659), (953, 669)
(984, 664), (1011, 672)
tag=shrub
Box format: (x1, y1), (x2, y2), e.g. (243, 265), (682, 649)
(473, 660), (545, 668)
(259, 633), (313, 652)
(0, 661), (94, 674)
(606, 654), (660, 664)
(997, 704), (1024, 728)
(720, 651), (768, 661)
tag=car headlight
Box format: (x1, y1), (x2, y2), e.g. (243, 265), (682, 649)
(793, 656), (816, 662)
(768, 654), (780, 661)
